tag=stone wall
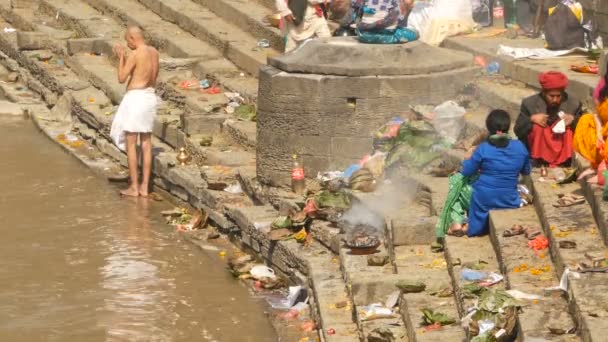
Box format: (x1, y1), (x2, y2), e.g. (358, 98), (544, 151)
(255, 38), (480, 186)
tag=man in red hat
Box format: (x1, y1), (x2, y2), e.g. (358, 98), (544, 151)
(514, 71), (584, 167)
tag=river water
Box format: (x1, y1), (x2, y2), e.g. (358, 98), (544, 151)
(0, 117), (277, 342)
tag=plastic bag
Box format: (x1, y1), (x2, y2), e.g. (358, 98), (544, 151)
(407, 1), (434, 38)
(433, 101), (466, 144)
(250, 265), (277, 280)
(420, 0), (476, 46)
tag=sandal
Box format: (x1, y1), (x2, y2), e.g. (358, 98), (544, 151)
(503, 224), (525, 237)
(557, 168), (578, 184)
(553, 194), (585, 207)
(524, 227), (542, 240)
(559, 240), (577, 249)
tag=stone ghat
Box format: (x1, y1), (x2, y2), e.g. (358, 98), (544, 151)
(2, 0), (608, 340)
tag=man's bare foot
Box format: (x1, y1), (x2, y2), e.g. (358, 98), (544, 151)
(120, 187), (140, 197)
(139, 185), (149, 198)
(587, 175), (599, 184)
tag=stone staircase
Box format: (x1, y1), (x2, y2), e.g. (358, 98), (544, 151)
(3, 0), (608, 339)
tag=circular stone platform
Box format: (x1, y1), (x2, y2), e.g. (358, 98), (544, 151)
(257, 37), (476, 186)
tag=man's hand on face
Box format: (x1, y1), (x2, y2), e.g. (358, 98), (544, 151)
(562, 113), (575, 126)
(113, 44), (126, 58)
(531, 113), (549, 127)
(284, 14), (295, 23)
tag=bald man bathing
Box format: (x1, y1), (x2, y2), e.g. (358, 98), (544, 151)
(110, 26), (159, 197)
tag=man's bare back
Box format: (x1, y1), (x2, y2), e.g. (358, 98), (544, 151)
(127, 46), (159, 90)
(114, 26), (159, 91)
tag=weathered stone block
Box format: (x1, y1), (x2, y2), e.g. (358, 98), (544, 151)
(392, 215), (436, 246)
(16, 32), (53, 51)
(66, 38), (110, 55)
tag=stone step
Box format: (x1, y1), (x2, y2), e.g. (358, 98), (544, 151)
(225, 204), (360, 341)
(527, 171), (608, 341)
(134, 0), (280, 76)
(68, 0), (261, 98)
(443, 35), (597, 108)
(394, 245), (466, 341)
(190, 0), (284, 52)
(223, 118), (257, 150)
(473, 75), (537, 121)
(489, 207), (579, 341)
(310, 220), (341, 254)
(443, 235), (503, 317)
(338, 244), (408, 341)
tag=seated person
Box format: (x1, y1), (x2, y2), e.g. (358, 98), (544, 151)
(574, 66), (608, 184)
(340, 0), (417, 43)
(449, 110), (531, 237)
(514, 71), (583, 167)
(276, 0), (331, 53)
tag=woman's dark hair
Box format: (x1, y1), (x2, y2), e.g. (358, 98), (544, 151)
(600, 66), (608, 102)
(486, 109), (511, 147)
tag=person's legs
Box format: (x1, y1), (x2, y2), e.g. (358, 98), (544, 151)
(139, 133), (153, 197)
(314, 16), (331, 39)
(121, 132), (140, 197)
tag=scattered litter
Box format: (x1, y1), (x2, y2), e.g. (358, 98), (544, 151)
(199, 79), (210, 89)
(300, 321), (315, 332)
(474, 55), (487, 67)
(478, 273), (504, 287)
(360, 303), (395, 321)
(267, 285), (307, 309)
(461, 268), (487, 281)
(219, 250), (227, 257)
(421, 308), (455, 326)
(204, 86), (221, 95)
(505, 289), (543, 301)
(257, 39), (270, 48)
(317, 171), (344, 183)
(497, 44), (588, 59)
(528, 236), (549, 251)
(3, 27), (16, 33)
(433, 100), (466, 145)
(179, 79), (199, 90)
(235, 104), (256, 121)
(486, 61), (500, 74)
(250, 265), (277, 280)
(224, 183), (243, 194)
(239, 72), (245, 77)
(478, 319), (496, 335)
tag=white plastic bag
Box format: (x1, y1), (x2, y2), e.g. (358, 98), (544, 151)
(420, 0), (476, 46)
(407, 1), (434, 39)
(433, 100), (466, 144)
(250, 265), (277, 280)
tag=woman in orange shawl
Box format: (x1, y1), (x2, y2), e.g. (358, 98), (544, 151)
(573, 70), (608, 184)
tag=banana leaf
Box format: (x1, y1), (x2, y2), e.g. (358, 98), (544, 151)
(314, 190), (352, 210)
(421, 308), (456, 326)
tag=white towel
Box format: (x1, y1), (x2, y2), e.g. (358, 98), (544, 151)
(110, 87), (157, 151)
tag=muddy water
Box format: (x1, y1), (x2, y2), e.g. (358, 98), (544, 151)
(0, 118), (277, 342)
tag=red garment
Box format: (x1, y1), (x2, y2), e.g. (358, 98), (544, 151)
(528, 123), (573, 167)
(539, 71), (569, 90)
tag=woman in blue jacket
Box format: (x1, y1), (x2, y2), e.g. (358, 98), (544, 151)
(450, 109), (531, 237)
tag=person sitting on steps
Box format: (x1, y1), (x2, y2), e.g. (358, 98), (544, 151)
(514, 71), (584, 168)
(449, 109), (531, 237)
